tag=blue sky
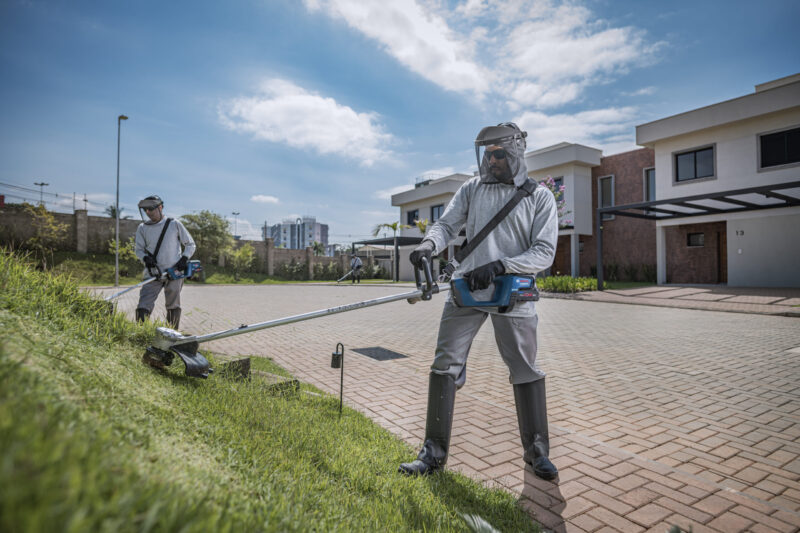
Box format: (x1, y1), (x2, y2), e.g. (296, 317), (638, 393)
(1, 0), (798, 245)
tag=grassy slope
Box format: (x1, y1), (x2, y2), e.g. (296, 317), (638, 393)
(0, 252), (538, 532)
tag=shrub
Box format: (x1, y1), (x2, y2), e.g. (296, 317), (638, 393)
(641, 263), (657, 283)
(275, 259), (307, 281)
(538, 275), (597, 293)
(623, 264), (639, 282)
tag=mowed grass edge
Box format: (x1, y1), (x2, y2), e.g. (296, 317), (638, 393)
(0, 251), (540, 532)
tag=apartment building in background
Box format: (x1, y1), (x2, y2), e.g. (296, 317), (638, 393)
(268, 216), (329, 250)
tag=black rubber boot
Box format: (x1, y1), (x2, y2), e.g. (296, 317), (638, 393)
(135, 308), (150, 323)
(514, 378), (558, 481)
(399, 372), (456, 476)
(166, 307), (181, 329)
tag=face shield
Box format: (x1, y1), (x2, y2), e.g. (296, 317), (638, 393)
(137, 195), (163, 224)
(475, 123), (527, 184)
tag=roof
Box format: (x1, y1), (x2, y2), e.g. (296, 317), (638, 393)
(353, 236), (424, 246)
(636, 75), (800, 146)
(599, 180), (800, 221)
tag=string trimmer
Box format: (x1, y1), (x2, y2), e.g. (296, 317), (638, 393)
(105, 260), (202, 301)
(144, 257), (442, 378)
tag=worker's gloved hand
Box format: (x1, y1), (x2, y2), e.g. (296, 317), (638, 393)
(409, 240), (435, 269)
(143, 255), (158, 269)
(464, 260), (505, 291)
(173, 256), (188, 272)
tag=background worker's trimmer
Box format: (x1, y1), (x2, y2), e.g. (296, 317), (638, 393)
(104, 260), (202, 301)
(144, 258), (442, 379)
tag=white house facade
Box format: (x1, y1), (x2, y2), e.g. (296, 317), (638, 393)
(635, 73), (800, 287)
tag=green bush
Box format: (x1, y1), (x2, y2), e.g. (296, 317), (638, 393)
(275, 258), (308, 281)
(538, 275), (597, 293)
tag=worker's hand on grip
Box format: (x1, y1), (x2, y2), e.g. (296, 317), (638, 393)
(463, 260), (505, 291)
(143, 255), (158, 269)
(174, 256), (188, 272)
(409, 240), (435, 269)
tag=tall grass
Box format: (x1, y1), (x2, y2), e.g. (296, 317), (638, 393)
(0, 250), (539, 532)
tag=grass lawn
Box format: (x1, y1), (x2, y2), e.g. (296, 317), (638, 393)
(604, 281), (656, 290)
(0, 251), (539, 532)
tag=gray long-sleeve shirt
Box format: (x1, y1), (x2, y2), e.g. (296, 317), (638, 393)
(424, 176), (558, 316)
(134, 217), (196, 277)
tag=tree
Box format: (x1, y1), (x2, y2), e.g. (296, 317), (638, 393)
(414, 218), (430, 236)
(23, 203), (68, 270)
(107, 236), (140, 277)
(229, 243), (255, 281)
(311, 241), (325, 256)
(372, 221), (411, 282)
(180, 210), (234, 265)
(541, 175), (572, 229)
(104, 205), (130, 220)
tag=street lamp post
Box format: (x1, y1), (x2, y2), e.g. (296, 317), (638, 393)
(115, 114), (128, 288)
(33, 182), (49, 206)
(232, 211), (240, 239)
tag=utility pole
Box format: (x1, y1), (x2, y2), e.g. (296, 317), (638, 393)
(115, 114), (128, 287)
(33, 182), (49, 206)
(232, 211), (240, 239)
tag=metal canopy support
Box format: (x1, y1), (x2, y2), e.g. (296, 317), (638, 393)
(596, 210), (604, 291)
(594, 179), (800, 291)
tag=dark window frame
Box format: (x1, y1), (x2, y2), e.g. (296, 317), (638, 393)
(687, 232), (705, 247)
(758, 125), (800, 171)
(598, 174), (615, 221)
(673, 145), (716, 184)
(431, 204), (444, 222)
(643, 167), (656, 202)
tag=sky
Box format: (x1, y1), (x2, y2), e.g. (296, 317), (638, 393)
(1, 0), (798, 245)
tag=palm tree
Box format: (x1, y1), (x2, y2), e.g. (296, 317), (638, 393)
(104, 205), (129, 220)
(414, 218), (430, 236)
(311, 241), (326, 256)
(372, 221), (411, 282)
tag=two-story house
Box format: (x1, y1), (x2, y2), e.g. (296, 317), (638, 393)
(605, 73), (800, 287)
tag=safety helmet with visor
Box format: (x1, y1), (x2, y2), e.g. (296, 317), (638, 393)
(138, 195), (164, 224)
(475, 122), (527, 184)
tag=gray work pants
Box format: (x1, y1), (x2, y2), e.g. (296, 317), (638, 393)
(432, 302), (545, 387)
(137, 278), (183, 312)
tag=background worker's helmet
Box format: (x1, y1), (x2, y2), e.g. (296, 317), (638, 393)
(474, 122), (528, 184)
(138, 195), (163, 224)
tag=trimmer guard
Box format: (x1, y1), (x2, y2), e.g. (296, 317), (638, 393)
(451, 275), (539, 313)
(171, 341), (211, 379)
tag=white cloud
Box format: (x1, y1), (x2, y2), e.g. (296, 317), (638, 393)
(623, 86), (657, 97)
(304, 0), (488, 95)
(251, 194), (280, 204)
(374, 184), (413, 200)
(304, 0), (663, 110)
(515, 106), (640, 154)
(219, 78), (393, 166)
(362, 209), (397, 218)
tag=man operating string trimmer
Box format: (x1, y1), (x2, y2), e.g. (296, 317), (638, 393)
(399, 122), (560, 481)
(134, 195), (196, 343)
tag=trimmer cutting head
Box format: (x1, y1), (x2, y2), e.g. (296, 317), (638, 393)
(147, 327), (211, 379)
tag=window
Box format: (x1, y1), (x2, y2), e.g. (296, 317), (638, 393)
(644, 168), (655, 202)
(598, 175), (614, 221)
(431, 204), (444, 222)
(687, 233), (705, 247)
(675, 146), (714, 182)
(760, 126), (800, 168)
(406, 209), (419, 226)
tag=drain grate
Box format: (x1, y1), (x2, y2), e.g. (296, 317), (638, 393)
(352, 347), (409, 361)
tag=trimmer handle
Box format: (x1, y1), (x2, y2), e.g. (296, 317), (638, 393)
(413, 256), (439, 300)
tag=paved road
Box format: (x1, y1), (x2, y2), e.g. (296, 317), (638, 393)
(100, 283), (800, 532)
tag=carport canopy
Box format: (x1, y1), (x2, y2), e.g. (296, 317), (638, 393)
(595, 179), (800, 289)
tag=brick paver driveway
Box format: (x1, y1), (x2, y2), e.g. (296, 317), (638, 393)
(107, 283), (800, 532)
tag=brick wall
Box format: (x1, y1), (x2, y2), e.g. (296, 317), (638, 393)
(572, 148), (657, 280)
(665, 221), (727, 284)
(0, 206), (139, 253)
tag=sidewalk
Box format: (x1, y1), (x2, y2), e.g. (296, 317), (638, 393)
(97, 283), (800, 532)
(554, 285), (800, 318)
